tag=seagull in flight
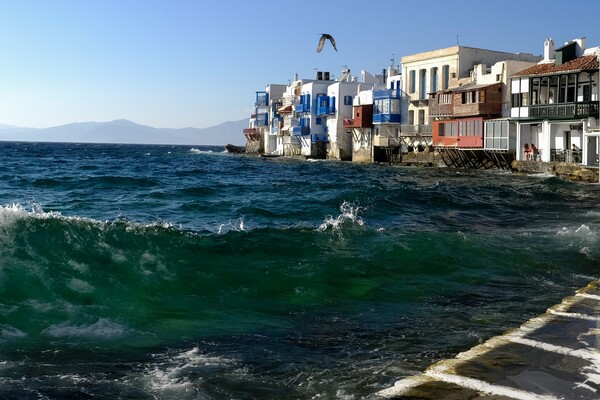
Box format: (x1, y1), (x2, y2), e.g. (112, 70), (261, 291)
(317, 33), (337, 53)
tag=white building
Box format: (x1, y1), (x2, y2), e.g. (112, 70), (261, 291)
(510, 38), (599, 165)
(402, 45), (542, 130)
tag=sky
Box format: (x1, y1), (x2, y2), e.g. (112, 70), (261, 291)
(1, 0), (600, 129)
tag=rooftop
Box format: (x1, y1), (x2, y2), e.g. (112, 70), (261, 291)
(512, 54), (599, 77)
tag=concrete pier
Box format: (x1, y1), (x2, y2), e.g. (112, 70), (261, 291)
(377, 279), (600, 399)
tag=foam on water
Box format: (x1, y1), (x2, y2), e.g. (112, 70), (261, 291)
(318, 201), (365, 232)
(42, 318), (129, 340)
(142, 347), (234, 396)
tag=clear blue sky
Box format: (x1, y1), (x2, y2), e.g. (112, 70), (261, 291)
(1, 0), (599, 129)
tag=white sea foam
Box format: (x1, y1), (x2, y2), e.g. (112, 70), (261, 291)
(530, 172), (557, 179)
(190, 148), (213, 154)
(555, 224), (598, 256)
(144, 347), (233, 396)
(43, 318), (128, 339)
(0, 202), (183, 238)
(217, 217), (245, 234)
(318, 201), (365, 232)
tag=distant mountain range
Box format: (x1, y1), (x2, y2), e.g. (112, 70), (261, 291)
(0, 119), (249, 145)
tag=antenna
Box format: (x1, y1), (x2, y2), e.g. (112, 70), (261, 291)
(456, 35), (459, 46)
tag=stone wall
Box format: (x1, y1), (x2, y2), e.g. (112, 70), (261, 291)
(511, 161), (600, 183)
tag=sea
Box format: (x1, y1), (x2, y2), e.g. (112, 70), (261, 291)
(0, 141), (597, 399)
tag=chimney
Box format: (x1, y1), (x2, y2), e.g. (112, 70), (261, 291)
(543, 38), (555, 63)
(574, 37), (586, 56)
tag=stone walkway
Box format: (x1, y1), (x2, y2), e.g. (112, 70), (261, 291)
(377, 280), (600, 399)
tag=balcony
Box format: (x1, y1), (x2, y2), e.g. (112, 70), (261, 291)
(243, 128), (259, 141)
(527, 101), (599, 119)
(295, 103), (310, 113)
(254, 112), (268, 127)
(316, 95), (335, 116)
(317, 105), (335, 116)
(373, 88), (401, 99)
(311, 133), (328, 143)
(296, 94), (311, 113)
(550, 149), (582, 163)
(398, 124), (432, 135)
(292, 126), (310, 135)
(454, 102), (502, 118)
(255, 91), (268, 107)
(429, 102), (453, 118)
(373, 113), (402, 123)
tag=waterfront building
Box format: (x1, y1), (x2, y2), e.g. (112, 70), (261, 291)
(428, 59), (539, 167)
(243, 84), (286, 154)
(323, 69), (382, 161)
(345, 67), (412, 163)
(346, 86), (375, 163)
(510, 38), (600, 166)
(270, 70), (379, 160)
(293, 74), (332, 158)
(370, 68), (412, 163)
(401, 46), (542, 161)
(275, 76), (313, 156)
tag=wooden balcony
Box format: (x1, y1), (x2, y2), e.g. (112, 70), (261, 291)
(344, 105), (373, 128)
(527, 101), (599, 119)
(429, 102), (453, 118)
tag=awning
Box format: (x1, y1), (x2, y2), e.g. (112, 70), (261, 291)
(278, 105), (293, 113)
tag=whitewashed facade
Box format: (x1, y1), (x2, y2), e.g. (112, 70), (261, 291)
(510, 38), (600, 166)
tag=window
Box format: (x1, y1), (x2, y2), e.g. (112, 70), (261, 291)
(343, 96), (353, 105)
(431, 67), (438, 92)
(438, 123), (445, 137)
(420, 69), (427, 100)
(511, 93), (521, 107)
(559, 76), (567, 103)
(418, 109), (425, 125)
(438, 93), (452, 104)
(408, 110), (414, 125)
(316, 117), (322, 125)
(461, 91), (479, 104)
(440, 121), (458, 136)
(442, 65), (450, 90)
(409, 70), (416, 93)
(520, 92), (529, 107)
(583, 85), (591, 102)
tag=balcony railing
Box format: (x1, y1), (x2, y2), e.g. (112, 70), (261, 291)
(429, 102), (453, 117)
(292, 126), (310, 135)
(398, 124), (432, 135)
(550, 149), (582, 163)
(373, 88), (402, 99)
(317, 106), (335, 116)
(254, 112), (268, 127)
(255, 92), (268, 107)
(373, 113), (402, 123)
(528, 101), (599, 119)
(295, 103), (310, 113)
(311, 133), (328, 143)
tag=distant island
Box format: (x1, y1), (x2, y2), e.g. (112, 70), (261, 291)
(0, 119), (248, 146)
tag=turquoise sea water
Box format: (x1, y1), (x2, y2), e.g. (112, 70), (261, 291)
(0, 141), (597, 399)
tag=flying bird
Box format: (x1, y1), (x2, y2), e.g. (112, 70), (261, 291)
(317, 33), (337, 53)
